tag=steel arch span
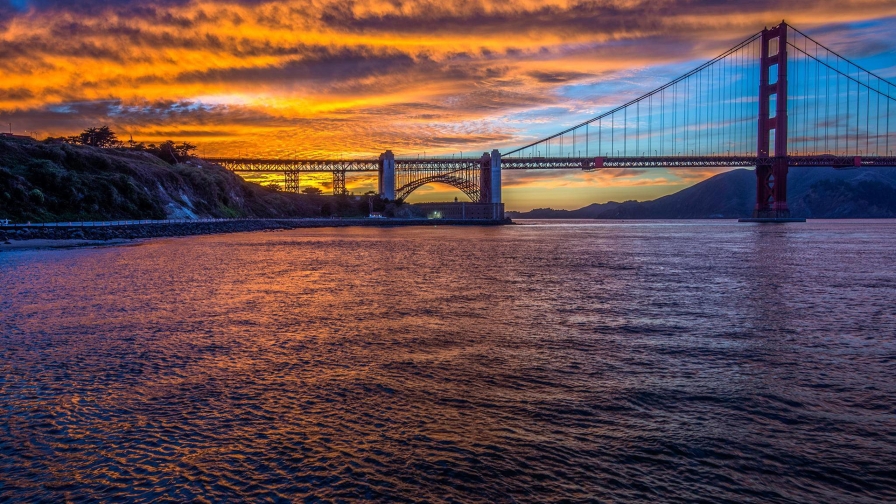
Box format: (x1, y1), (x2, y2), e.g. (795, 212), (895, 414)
(394, 154), (492, 202)
(395, 174), (480, 202)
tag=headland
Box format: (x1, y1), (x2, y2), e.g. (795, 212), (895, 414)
(0, 135), (508, 252)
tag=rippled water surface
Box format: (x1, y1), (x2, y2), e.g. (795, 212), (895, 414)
(2, 220), (895, 502)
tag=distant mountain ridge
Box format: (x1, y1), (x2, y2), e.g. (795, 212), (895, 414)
(506, 167), (896, 219)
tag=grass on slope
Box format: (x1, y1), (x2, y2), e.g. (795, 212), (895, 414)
(0, 137), (324, 222)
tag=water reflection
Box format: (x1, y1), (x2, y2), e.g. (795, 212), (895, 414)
(1, 221), (895, 502)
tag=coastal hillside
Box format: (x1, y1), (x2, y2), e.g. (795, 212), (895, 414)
(0, 136), (360, 222)
(507, 167), (896, 219)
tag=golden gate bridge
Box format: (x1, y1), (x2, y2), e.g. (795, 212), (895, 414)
(204, 21), (896, 220)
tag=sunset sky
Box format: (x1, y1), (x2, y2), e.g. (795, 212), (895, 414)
(2, 1), (895, 210)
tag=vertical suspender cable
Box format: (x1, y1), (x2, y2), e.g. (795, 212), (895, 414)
(856, 62), (860, 153)
(742, 44), (746, 155)
(824, 48), (829, 153)
(815, 41), (820, 154)
(796, 39), (801, 155)
(866, 72), (870, 154)
(710, 58), (714, 154)
(803, 36), (809, 153)
(700, 60), (704, 154)
(836, 53), (840, 154)
(879, 80), (882, 155)
(672, 83), (676, 155)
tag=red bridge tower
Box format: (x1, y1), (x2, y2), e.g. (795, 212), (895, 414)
(754, 22), (790, 219)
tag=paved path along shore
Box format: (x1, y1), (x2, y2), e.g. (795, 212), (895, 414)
(0, 217), (510, 251)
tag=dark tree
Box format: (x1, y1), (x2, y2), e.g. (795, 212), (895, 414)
(78, 126), (118, 148)
(175, 141), (197, 159)
(144, 140), (197, 164)
(127, 136), (147, 151)
(301, 187), (323, 196)
(157, 141), (180, 163)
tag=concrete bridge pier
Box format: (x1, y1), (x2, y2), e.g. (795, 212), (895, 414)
(379, 150), (396, 200)
(478, 152), (492, 203)
(490, 149), (501, 204)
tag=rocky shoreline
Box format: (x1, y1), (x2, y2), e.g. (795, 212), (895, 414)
(0, 218), (511, 249)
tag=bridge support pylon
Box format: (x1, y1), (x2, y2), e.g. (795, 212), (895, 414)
(478, 152), (492, 203)
(476, 150), (503, 205)
(753, 21), (791, 219)
(284, 170), (301, 193)
(490, 149), (502, 205)
(332, 169), (347, 195)
(379, 150), (396, 201)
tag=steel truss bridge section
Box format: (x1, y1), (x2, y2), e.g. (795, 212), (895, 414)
(503, 155), (896, 169)
(206, 155), (896, 173)
(205, 158), (380, 172)
(206, 157), (489, 173)
(502, 156), (758, 170)
(782, 156), (896, 168)
(202, 153), (895, 200)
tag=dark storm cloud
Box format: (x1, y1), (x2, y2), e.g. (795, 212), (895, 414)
(316, 0), (665, 36)
(310, 0), (896, 55)
(174, 45), (417, 86)
(0, 21), (303, 63)
(3, 99), (292, 132)
(2, 88), (35, 101)
(427, 134), (515, 146)
(527, 71), (595, 84)
(4, 0), (192, 14)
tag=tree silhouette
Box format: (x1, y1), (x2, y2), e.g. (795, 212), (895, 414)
(70, 126), (198, 164)
(78, 125), (117, 148)
(179, 142), (197, 158)
(148, 140), (197, 163)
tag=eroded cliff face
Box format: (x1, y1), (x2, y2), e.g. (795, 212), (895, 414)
(0, 137), (321, 222)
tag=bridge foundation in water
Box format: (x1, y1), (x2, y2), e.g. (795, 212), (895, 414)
(414, 202), (505, 220)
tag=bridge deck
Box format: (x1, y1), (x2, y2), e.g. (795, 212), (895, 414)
(204, 156), (896, 172)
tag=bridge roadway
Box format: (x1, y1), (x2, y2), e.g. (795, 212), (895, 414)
(205, 155), (896, 172)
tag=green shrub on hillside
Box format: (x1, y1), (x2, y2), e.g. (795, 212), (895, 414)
(0, 136), (364, 222)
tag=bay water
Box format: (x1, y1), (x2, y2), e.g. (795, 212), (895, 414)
(1, 220), (894, 502)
